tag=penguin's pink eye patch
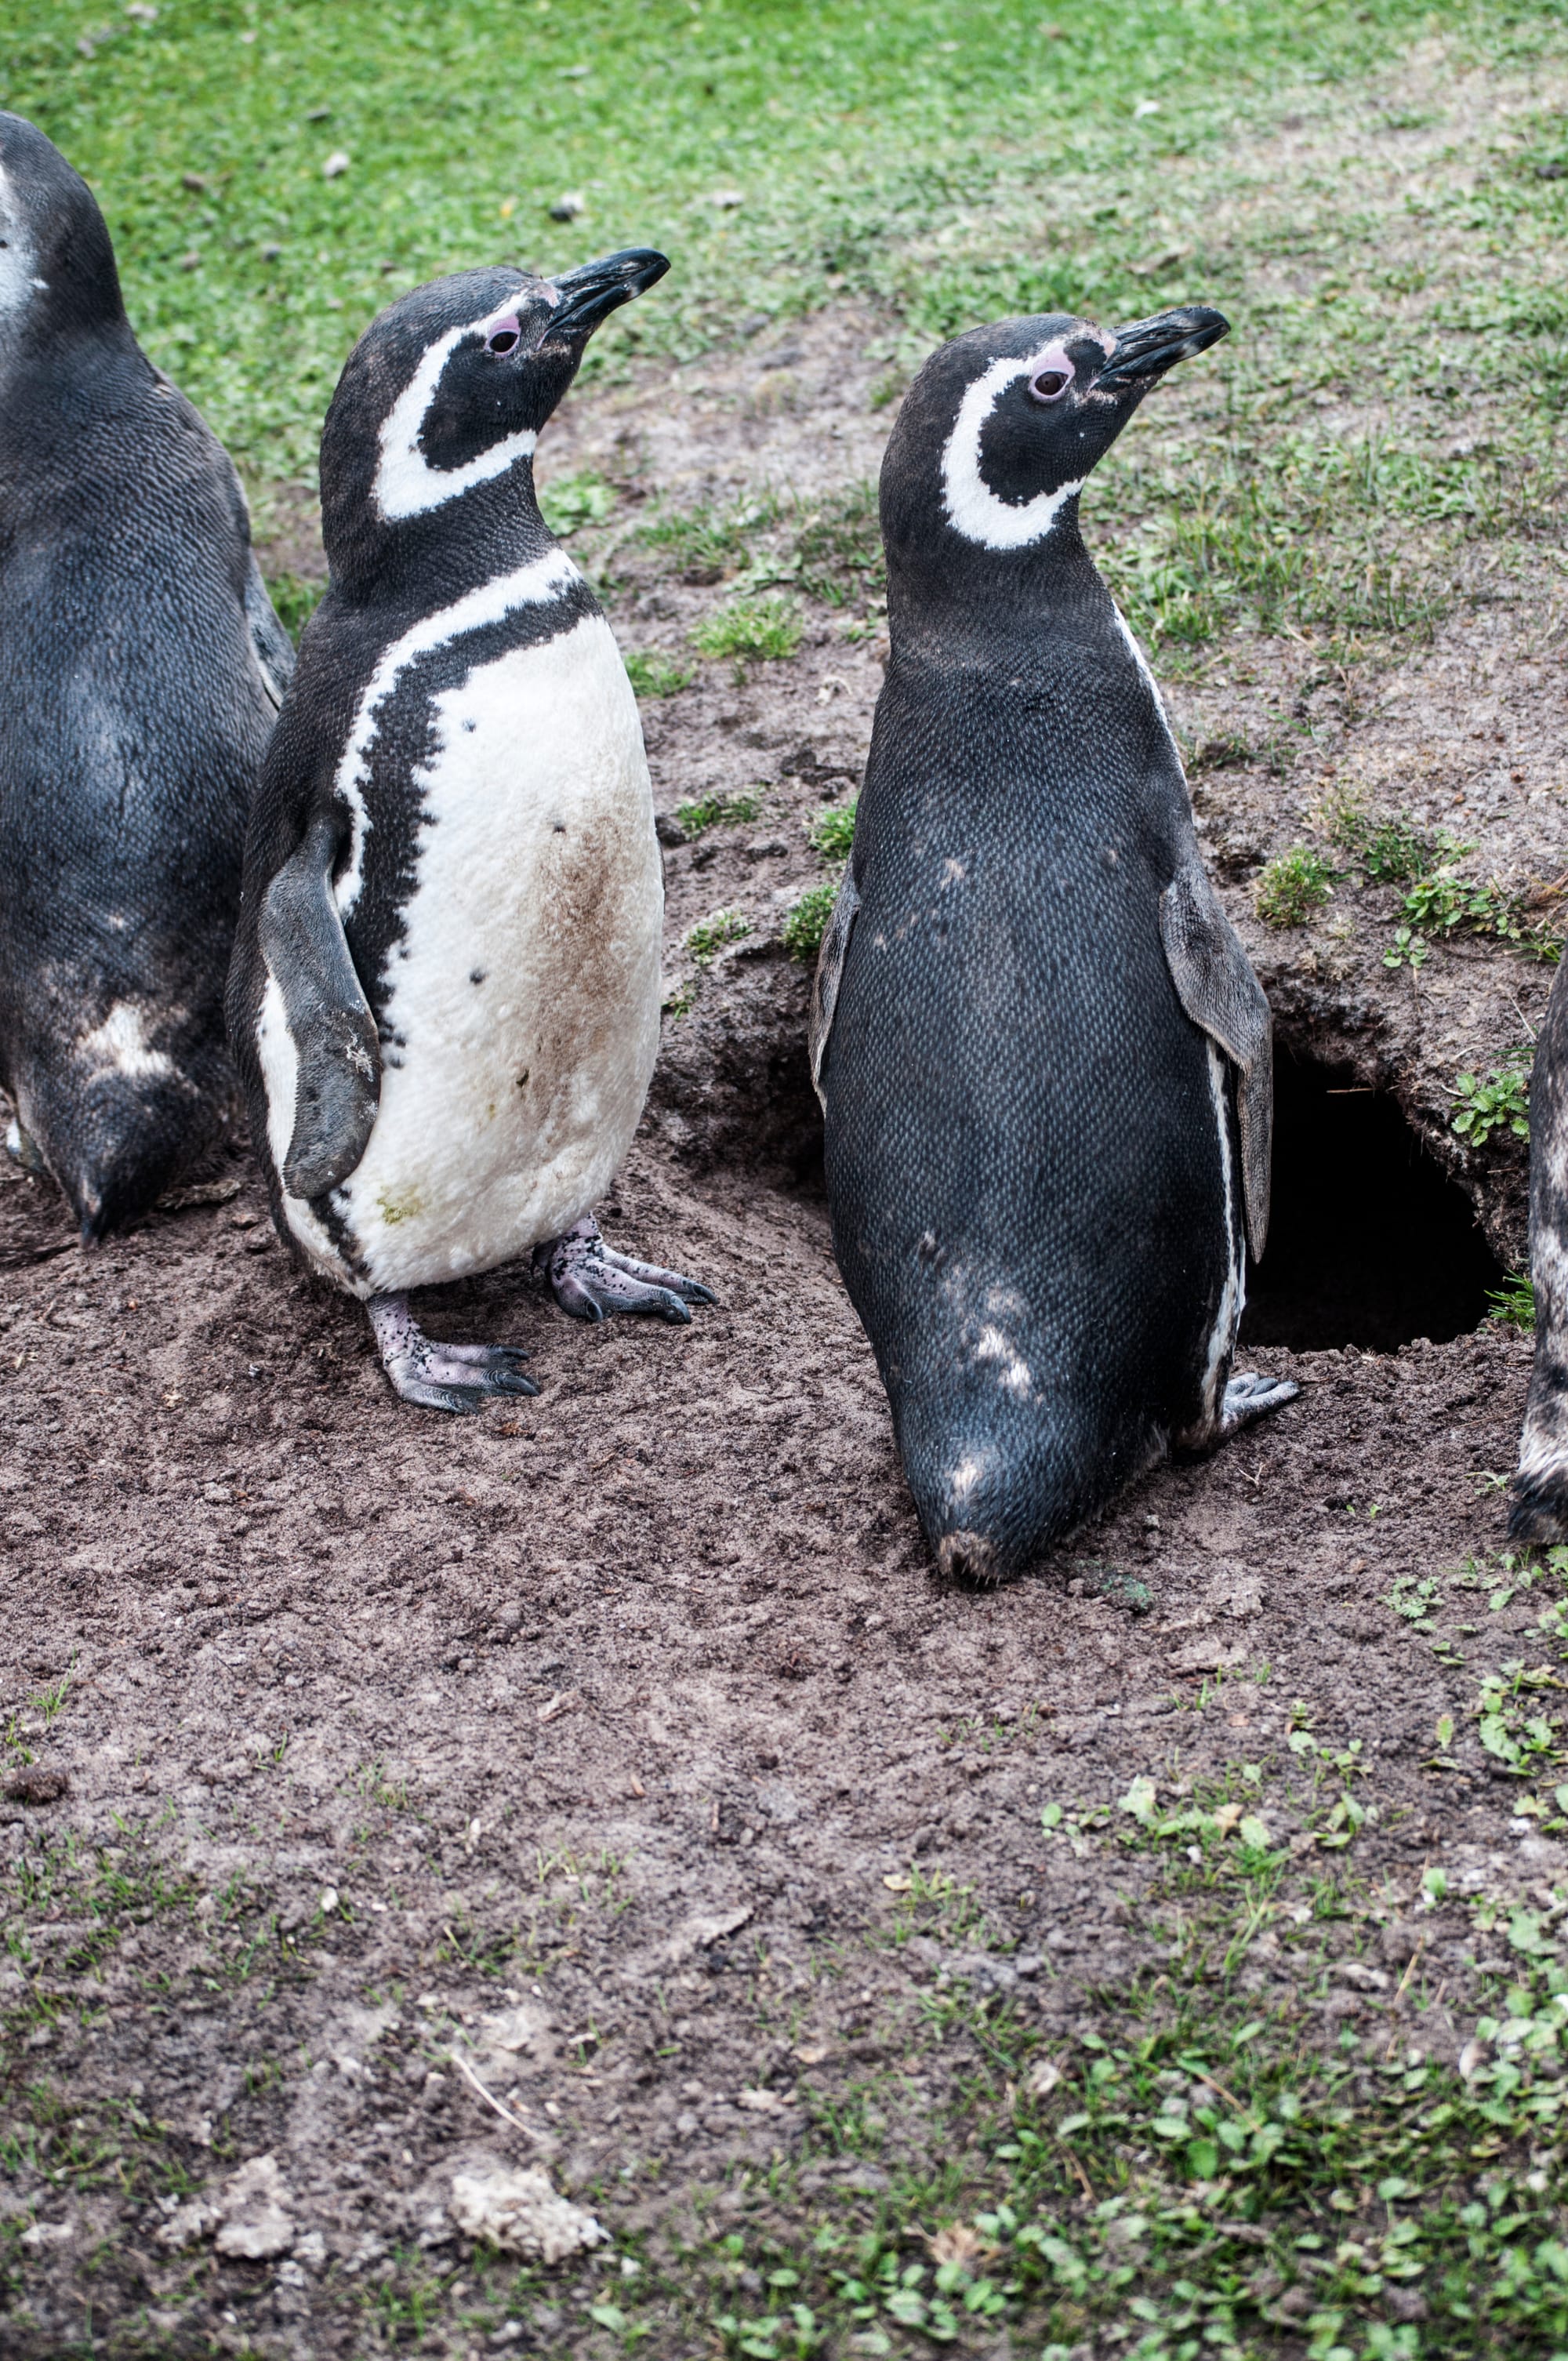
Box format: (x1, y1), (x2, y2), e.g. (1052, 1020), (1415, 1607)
(1028, 362), (1073, 403)
(484, 315), (521, 355)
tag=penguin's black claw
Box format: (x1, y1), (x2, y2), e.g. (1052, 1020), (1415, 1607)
(536, 1216), (713, 1326)
(365, 1293), (538, 1415)
(1218, 1371), (1299, 1437)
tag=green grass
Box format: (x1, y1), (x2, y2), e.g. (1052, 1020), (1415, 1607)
(676, 789), (761, 836)
(2, 0), (1525, 512)
(623, 650), (697, 699)
(1255, 847), (1335, 928)
(1490, 1272), (1537, 1331)
(685, 907), (752, 966)
(807, 800), (857, 863)
(782, 881), (840, 964)
(691, 594), (804, 675)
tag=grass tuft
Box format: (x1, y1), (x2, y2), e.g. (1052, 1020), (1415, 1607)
(1254, 846), (1335, 928)
(807, 801), (858, 862)
(783, 881), (841, 964)
(623, 650), (696, 699)
(690, 594), (803, 676)
(684, 907), (752, 966)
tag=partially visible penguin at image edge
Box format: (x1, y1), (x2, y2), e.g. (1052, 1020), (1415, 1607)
(811, 301), (1298, 1585)
(227, 247), (713, 1413)
(1510, 965), (1568, 1542)
(0, 113), (295, 1239)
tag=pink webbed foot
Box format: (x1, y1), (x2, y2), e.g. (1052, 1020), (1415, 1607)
(534, 1216), (715, 1325)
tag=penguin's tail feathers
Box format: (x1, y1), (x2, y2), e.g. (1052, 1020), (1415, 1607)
(14, 1054), (225, 1243)
(903, 1397), (1161, 1587)
(934, 1531), (1003, 1592)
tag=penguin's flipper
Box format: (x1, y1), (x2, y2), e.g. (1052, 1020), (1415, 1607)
(244, 556), (297, 710)
(808, 869), (862, 1112)
(260, 810), (381, 1200)
(1159, 859), (1272, 1259)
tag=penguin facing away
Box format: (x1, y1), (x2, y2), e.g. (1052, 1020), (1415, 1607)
(811, 303), (1297, 1584)
(1509, 972), (1568, 1542)
(0, 112), (294, 1239)
(227, 249), (712, 1412)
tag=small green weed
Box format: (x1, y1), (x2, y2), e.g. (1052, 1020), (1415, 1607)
(676, 790), (760, 836)
(1254, 846), (1335, 928)
(806, 801), (857, 861)
(623, 650), (695, 699)
(685, 908), (752, 966)
(691, 595), (802, 677)
(1386, 870), (1559, 969)
(1451, 1052), (1531, 1147)
(782, 881), (840, 964)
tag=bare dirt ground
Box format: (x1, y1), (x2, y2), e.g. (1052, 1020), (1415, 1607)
(7, 59), (1568, 2361)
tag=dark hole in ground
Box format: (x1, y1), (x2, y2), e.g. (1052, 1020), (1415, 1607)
(1238, 1048), (1505, 1354)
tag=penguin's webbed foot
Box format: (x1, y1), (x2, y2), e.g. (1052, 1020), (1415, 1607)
(1219, 1369), (1299, 1437)
(367, 1291), (538, 1416)
(536, 1216), (715, 1325)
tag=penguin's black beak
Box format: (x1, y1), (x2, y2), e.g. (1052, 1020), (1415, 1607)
(546, 248), (670, 341)
(1095, 305), (1229, 392)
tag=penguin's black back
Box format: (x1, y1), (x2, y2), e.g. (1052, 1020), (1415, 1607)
(823, 547), (1233, 1564)
(0, 113), (291, 1237)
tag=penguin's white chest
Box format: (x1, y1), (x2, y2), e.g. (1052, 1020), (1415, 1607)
(299, 612), (660, 1293)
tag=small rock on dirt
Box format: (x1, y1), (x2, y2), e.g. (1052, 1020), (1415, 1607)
(448, 2164), (602, 2262)
(5, 1768), (67, 1804)
(213, 2153), (296, 2260)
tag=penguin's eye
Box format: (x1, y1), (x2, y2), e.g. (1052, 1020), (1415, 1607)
(1029, 367), (1072, 402)
(486, 328), (520, 355)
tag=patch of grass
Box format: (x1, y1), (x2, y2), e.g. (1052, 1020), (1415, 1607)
(782, 881), (840, 964)
(676, 790), (761, 836)
(1490, 1271), (1537, 1330)
(1326, 797), (1437, 885)
(1254, 846), (1335, 928)
(685, 907), (752, 966)
(637, 499), (776, 586)
(11, 0), (1491, 499)
(691, 594), (803, 677)
(806, 800), (857, 862)
(536, 470), (615, 539)
(623, 650), (696, 699)
(1451, 1054), (1532, 1149)
(1386, 872), (1563, 972)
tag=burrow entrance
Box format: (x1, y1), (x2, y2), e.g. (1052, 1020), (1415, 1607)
(1238, 1047), (1506, 1355)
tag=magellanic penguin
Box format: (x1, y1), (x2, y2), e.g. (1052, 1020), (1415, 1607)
(227, 249), (713, 1413)
(1510, 978), (1568, 1542)
(0, 113), (294, 1238)
(810, 304), (1298, 1584)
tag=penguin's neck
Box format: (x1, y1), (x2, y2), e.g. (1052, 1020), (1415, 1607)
(325, 454), (562, 613)
(887, 507), (1118, 668)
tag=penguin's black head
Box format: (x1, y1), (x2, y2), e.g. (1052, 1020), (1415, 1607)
(321, 249), (667, 585)
(0, 112), (127, 353)
(881, 303), (1228, 581)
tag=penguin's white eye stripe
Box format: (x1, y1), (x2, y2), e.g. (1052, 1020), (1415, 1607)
(374, 311), (539, 523)
(939, 343), (1085, 551)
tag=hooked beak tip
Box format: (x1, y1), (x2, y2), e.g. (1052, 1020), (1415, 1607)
(1098, 303), (1229, 390)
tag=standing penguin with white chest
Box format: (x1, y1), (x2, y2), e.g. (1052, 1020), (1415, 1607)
(811, 305), (1297, 1583)
(0, 113), (294, 1239)
(227, 250), (712, 1412)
